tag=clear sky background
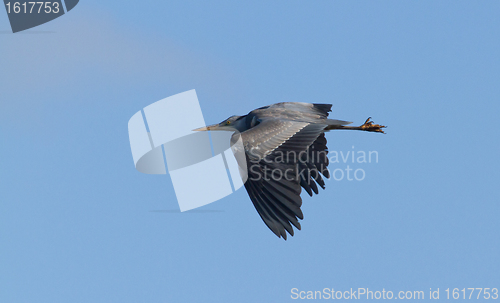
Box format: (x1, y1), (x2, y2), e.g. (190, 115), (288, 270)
(1, 1), (499, 302)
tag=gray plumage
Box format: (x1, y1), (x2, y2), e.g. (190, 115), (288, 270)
(194, 102), (385, 240)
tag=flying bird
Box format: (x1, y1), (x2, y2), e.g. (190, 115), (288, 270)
(194, 102), (385, 239)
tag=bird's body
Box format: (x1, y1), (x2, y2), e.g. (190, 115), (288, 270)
(194, 102), (385, 239)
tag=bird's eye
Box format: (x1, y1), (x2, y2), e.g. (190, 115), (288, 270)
(226, 121), (231, 125)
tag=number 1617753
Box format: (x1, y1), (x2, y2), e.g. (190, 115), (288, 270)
(5, 2), (60, 14)
(445, 288), (498, 300)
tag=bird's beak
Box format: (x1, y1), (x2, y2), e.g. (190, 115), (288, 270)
(193, 123), (219, 131)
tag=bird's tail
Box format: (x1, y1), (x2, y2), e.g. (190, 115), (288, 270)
(325, 119), (352, 127)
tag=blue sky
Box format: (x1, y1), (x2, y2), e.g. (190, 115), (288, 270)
(1, 1), (499, 302)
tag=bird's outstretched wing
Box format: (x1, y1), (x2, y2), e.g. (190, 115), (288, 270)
(241, 118), (331, 239)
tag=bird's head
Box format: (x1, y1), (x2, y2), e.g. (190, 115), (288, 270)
(193, 115), (245, 132)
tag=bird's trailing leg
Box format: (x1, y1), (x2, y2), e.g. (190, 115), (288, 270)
(326, 117), (386, 133)
(358, 117), (386, 133)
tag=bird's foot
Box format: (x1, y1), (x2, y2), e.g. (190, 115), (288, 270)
(360, 117), (386, 133)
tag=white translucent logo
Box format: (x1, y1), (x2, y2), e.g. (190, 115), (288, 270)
(128, 90), (247, 211)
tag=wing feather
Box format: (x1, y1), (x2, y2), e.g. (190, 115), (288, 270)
(242, 119), (331, 239)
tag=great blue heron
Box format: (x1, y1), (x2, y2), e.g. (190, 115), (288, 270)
(194, 102), (385, 239)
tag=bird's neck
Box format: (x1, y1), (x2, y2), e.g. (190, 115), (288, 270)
(231, 115), (250, 132)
